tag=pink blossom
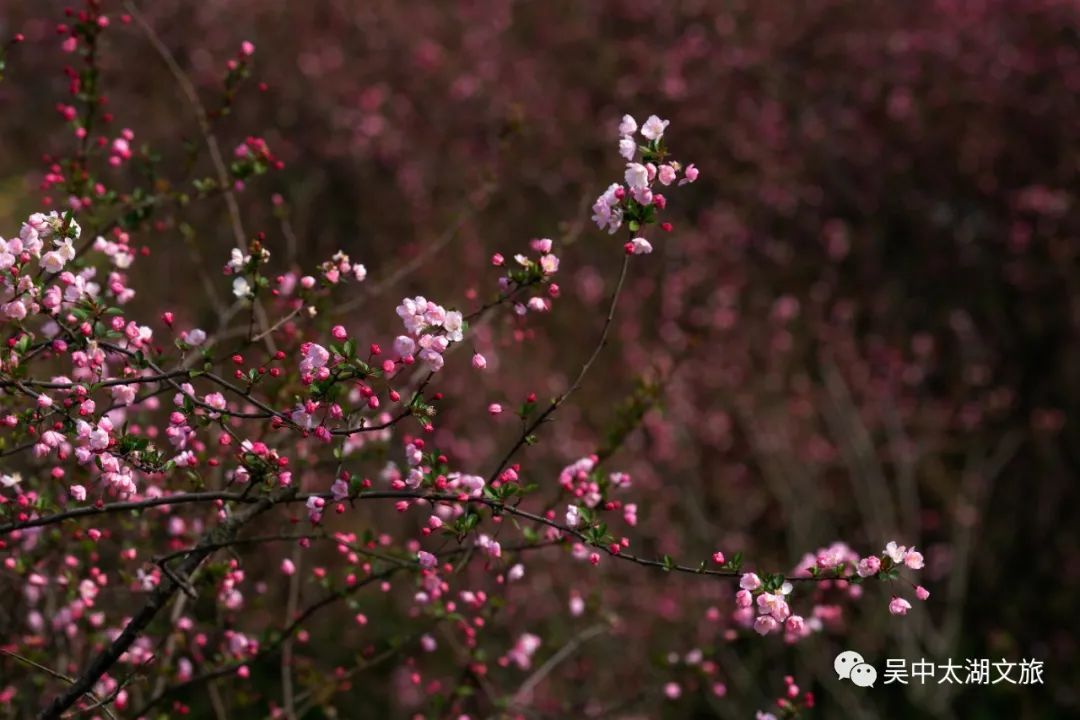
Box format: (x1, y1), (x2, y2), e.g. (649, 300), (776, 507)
(506, 633), (541, 670)
(884, 541), (907, 564)
(640, 115), (669, 141)
(753, 615), (779, 636)
(739, 573), (762, 591)
(591, 183), (624, 234)
(889, 596), (912, 616)
(305, 496), (325, 523)
(904, 548), (925, 569)
(299, 343), (330, 374)
(393, 335), (416, 358)
(856, 556), (881, 577)
(540, 253), (560, 275)
(2, 300), (27, 320)
(624, 163), (649, 191)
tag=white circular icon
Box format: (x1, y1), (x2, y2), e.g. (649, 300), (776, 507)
(850, 662), (878, 687)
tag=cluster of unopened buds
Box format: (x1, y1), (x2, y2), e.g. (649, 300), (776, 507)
(107, 128), (135, 167)
(592, 113), (699, 255)
(755, 675), (815, 720)
(230, 136), (283, 189)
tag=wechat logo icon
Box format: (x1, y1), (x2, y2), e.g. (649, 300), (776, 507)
(835, 650), (877, 688)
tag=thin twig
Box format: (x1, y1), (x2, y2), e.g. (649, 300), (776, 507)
(510, 624), (607, 706)
(1, 649), (118, 720)
(487, 253), (632, 484)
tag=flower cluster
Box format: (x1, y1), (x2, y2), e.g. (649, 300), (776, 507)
(490, 237), (562, 318)
(559, 454), (633, 520)
(394, 296), (463, 372)
(229, 136), (283, 187)
(224, 241), (272, 298)
(1, 212), (82, 320)
(318, 250), (367, 285)
(592, 113), (699, 255)
(755, 675), (815, 720)
(736, 572), (805, 640)
(733, 538), (927, 641)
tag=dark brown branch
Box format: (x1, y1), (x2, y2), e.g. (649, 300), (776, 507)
(0, 491), (249, 535)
